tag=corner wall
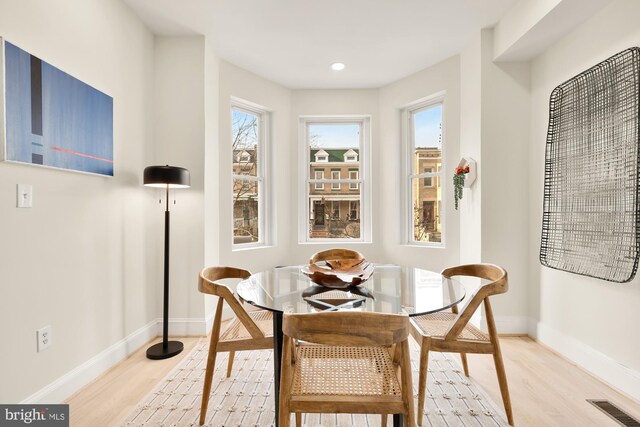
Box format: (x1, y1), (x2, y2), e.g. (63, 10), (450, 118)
(0, 0), (155, 403)
(378, 56), (461, 271)
(457, 30), (531, 333)
(217, 61), (292, 272)
(289, 89), (382, 263)
(528, 0), (640, 399)
(151, 36), (206, 333)
(480, 29), (531, 332)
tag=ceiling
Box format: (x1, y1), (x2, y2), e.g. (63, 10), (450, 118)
(124, 0), (520, 89)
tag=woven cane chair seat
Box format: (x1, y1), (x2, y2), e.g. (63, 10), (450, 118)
(219, 309), (273, 341)
(412, 311), (489, 341)
(304, 290), (357, 301)
(292, 345), (402, 397)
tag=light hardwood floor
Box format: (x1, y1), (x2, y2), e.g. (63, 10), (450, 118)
(65, 336), (640, 426)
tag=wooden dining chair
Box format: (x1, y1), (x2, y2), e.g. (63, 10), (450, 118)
(197, 266), (274, 426)
(410, 263), (514, 426)
(279, 311), (415, 427)
(309, 248), (365, 264)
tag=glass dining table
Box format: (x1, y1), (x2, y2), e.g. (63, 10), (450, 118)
(236, 264), (466, 427)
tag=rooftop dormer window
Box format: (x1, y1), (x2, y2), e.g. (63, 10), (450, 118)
(315, 149), (329, 162)
(237, 150), (251, 163)
(344, 148), (358, 163)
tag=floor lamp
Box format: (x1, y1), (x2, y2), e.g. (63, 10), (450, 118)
(144, 165), (191, 360)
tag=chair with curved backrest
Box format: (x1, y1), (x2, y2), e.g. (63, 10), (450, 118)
(197, 266), (274, 426)
(279, 311), (415, 427)
(308, 248), (365, 264)
(410, 263), (514, 426)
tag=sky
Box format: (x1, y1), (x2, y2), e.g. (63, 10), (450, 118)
(308, 123), (360, 148)
(414, 104), (442, 149)
(306, 105), (442, 149)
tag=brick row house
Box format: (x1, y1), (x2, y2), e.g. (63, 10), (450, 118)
(309, 148), (361, 238)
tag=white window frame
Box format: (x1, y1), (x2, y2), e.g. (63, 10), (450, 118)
(330, 200), (341, 219)
(349, 201), (360, 220)
(401, 93), (446, 247)
(331, 170), (341, 190)
(314, 170), (325, 190)
(299, 115), (371, 243)
(423, 167), (434, 187)
(315, 150), (329, 162)
(349, 170), (359, 190)
(231, 98), (271, 249)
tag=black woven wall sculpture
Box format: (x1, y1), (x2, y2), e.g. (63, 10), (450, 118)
(540, 47), (640, 283)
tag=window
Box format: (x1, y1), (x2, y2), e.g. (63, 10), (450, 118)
(330, 200), (341, 219)
(301, 117), (370, 242)
(232, 100), (270, 247)
(349, 170), (359, 190)
(315, 149), (329, 162)
(423, 167), (433, 187)
(314, 170), (324, 190)
(331, 170), (340, 190)
(344, 149), (358, 163)
(349, 201), (359, 220)
(404, 97), (444, 245)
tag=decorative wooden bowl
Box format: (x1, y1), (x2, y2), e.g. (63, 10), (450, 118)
(301, 258), (374, 288)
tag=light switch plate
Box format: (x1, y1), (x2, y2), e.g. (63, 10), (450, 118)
(17, 184), (32, 208)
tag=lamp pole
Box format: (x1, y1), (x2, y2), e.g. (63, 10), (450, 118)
(144, 165), (189, 360)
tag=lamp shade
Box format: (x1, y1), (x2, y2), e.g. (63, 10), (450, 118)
(143, 165), (190, 188)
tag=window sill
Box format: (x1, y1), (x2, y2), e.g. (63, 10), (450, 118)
(298, 240), (372, 245)
(402, 243), (446, 249)
(232, 244), (275, 252)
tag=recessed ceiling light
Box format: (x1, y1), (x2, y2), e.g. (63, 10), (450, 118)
(331, 62), (345, 71)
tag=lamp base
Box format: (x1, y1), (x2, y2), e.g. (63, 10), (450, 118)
(146, 340), (184, 360)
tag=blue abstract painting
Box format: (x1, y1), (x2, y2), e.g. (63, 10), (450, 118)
(2, 39), (113, 176)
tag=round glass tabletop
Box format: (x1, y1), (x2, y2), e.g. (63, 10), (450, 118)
(236, 264), (466, 316)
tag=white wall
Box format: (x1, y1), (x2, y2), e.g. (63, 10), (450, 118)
(378, 56), (461, 271)
(529, 0), (640, 398)
(203, 40), (221, 323)
(217, 61), (292, 272)
(216, 62), (464, 270)
(479, 29), (531, 331)
(152, 36), (206, 333)
(459, 34), (482, 266)
(0, 0), (155, 403)
(290, 89), (382, 263)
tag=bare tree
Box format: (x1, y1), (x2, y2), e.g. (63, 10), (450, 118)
(309, 132), (322, 148)
(232, 112), (259, 240)
(413, 204), (440, 243)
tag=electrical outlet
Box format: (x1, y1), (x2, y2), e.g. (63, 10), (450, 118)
(37, 325), (52, 352)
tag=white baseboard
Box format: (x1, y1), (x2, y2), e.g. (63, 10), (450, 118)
(21, 319), (158, 404)
(531, 320), (640, 401)
(22, 316), (208, 404)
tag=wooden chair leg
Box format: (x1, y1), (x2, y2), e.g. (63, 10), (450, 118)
(226, 351), (235, 377)
(460, 353), (469, 376)
(295, 412), (301, 427)
(493, 346), (514, 426)
(416, 338), (430, 426)
(200, 298), (224, 426)
(199, 346), (218, 425)
(381, 414), (387, 427)
(399, 339), (415, 427)
(279, 336), (293, 427)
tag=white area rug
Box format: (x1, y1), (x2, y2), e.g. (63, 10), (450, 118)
(121, 340), (509, 426)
